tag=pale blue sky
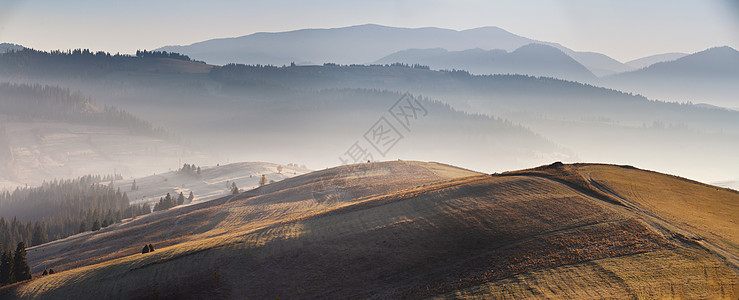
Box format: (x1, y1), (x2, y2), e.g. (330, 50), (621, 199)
(0, 0), (737, 62)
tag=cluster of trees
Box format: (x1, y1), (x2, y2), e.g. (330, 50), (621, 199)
(0, 175), (151, 248)
(0, 241), (31, 286)
(0, 83), (172, 139)
(135, 50), (192, 61)
(152, 192), (192, 212)
(179, 163), (202, 177)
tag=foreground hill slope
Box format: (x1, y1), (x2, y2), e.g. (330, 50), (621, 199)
(1, 161), (737, 299)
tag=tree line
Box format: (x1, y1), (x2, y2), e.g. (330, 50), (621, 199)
(135, 50), (193, 61)
(0, 175), (152, 250)
(153, 192), (193, 212)
(0, 241), (31, 286)
(0, 47), (199, 77)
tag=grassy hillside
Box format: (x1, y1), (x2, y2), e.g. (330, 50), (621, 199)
(1, 161), (737, 299)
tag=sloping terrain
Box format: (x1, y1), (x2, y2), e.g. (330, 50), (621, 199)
(110, 161), (311, 208)
(1, 161), (735, 299)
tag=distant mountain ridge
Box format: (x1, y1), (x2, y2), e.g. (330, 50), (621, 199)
(626, 52), (687, 69)
(375, 43), (597, 82)
(157, 24), (633, 77)
(604, 46), (739, 108)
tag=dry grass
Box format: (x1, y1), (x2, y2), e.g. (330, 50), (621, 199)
(3, 161), (737, 299)
(439, 247), (738, 299)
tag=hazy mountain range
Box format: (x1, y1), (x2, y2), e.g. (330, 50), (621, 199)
(625, 52), (687, 69)
(375, 44), (597, 82)
(1, 47), (737, 189)
(158, 24), (637, 77)
(603, 46), (739, 109)
(157, 24), (738, 108)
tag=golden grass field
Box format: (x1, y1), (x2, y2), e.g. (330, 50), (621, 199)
(1, 161), (737, 299)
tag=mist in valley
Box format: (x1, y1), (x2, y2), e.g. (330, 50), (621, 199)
(0, 1), (738, 298)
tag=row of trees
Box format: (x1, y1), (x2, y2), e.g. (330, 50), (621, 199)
(0, 241), (31, 286)
(152, 192), (193, 212)
(135, 50), (192, 61)
(179, 163), (202, 177)
(0, 175), (152, 249)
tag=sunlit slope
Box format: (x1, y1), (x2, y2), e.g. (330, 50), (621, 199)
(503, 163), (739, 267)
(21, 161), (478, 277)
(4, 162), (737, 299)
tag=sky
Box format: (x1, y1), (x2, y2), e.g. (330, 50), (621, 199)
(0, 0), (737, 62)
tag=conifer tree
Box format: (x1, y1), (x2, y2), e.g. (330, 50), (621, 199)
(31, 222), (47, 246)
(92, 219), (101, 231)
(177, 192), (185, 205)
(142, 244), (150, 254)
(188, 191), (194, 203)
(12, 242), (30, 282)
(0, 250), (12, 285)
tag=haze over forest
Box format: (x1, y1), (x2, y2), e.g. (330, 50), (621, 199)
(0, 1), (737, 298)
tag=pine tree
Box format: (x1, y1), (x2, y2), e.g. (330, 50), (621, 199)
(92, 219), (101, 231)
(31, 222), (47, 246)
(131, 179), (137, 191)
(187, 191), (194, 203)
(13, 242), (30, 282)
(0, 250), (12, 285)
(148, 244), (155, 252)
(142, 244), (150, 254)
(78, 221), (86, 233)
(177, 192), (185, 205)
(231, 182), (239, 195)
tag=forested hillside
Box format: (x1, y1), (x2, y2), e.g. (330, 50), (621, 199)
(0, 83), (170, 138)
(0, 175), (152, 251)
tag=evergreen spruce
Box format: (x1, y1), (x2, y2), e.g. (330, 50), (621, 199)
(12, 242), (30, 282)
(92, 219), (101, 231)
(31, 222), (47, 246)
(0, 248), (11, 285)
